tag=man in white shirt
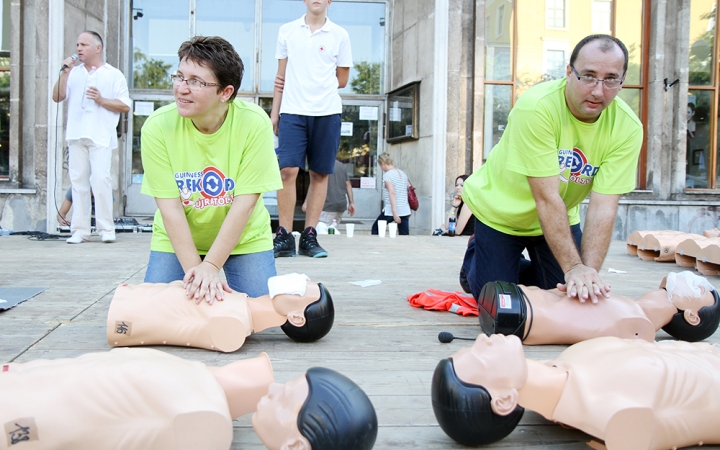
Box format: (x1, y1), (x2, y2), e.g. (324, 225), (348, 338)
(270, 0), (352, 259)
(52, 31), (131, 244)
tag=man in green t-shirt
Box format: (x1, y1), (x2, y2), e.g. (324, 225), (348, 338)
(461, 34), (642, 304)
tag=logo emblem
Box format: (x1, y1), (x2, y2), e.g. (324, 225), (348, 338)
(319, 45), (326, 52)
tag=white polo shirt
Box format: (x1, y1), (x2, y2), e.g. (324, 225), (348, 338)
(65, 63), (132, 149)
(276, 15), (353, 116)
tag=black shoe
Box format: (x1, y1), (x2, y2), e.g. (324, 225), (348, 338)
(298, 226), (328, 258)
(273, 226), (296, 258)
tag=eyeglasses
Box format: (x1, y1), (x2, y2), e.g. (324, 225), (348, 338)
(570, 66), (624, 90)
(171, 74), (220, 91)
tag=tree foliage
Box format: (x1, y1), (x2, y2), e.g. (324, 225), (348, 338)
(133, 48), (172, 89)
(350, 61), (381, 95)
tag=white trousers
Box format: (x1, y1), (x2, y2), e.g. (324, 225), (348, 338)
(68, 138), (114, 236)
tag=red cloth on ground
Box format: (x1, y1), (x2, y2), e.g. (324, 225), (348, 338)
(407, 289), (478, 316)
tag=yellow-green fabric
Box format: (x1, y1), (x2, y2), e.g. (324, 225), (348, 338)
(463, 78), (642, 236)
(141, 100), (282, 254)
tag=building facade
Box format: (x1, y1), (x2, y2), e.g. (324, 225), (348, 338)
(2, 0), (719, 237)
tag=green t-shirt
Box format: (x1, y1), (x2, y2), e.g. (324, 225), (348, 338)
(141, 100), (282, 254)
(463, 78), (643, 236)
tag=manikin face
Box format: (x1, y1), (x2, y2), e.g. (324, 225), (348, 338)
(564, 40), (625, 123)
(173, 58), (230, 121)
(451, 334), (528, 390)
(252, 375), (310, 450)
(671, 286), (715, 313)
(76, 33), (101, 65)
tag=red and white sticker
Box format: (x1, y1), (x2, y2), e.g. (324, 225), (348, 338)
(499, 294), (512, 309)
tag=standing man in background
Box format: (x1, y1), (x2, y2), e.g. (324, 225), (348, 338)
(303, 159), (355, 226)
(270, 0), (352, 258)
(53, 31), (131, 244)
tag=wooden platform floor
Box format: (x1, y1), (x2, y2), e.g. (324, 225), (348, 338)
(1, 233), (718, 449)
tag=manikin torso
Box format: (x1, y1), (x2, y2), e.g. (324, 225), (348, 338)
(521, 287), (658, 345)
(548, 337), (720, 450)
(0, 348), (233, 450)
(107, 281), (254, 352)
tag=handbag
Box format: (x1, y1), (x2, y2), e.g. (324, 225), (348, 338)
(407, 180), (419, 211)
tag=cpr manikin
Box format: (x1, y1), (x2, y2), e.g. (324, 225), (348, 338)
(1, 349), (378, 450)
(477, 271), (720, 344)
(432, 333), (720, 450)
(107, 273), (334, 352)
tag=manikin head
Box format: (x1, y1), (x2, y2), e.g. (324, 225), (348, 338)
(275, 283), (335, 342)
(432, 334), (527, 446)
(253, 367), (377, 450)
(660, 272), (720, 342)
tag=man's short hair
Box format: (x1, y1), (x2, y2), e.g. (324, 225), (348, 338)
(431, 358), (524, 446)
(569, 34), (629, 74)
(177, 36), (244, 102)
(82, 30), (103, 48)
(377, 152), (393, 166)
(298, 367), (378, 450)
(662, 289), (720, 342)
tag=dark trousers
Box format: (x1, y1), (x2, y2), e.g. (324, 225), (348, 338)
(371, 213), (410, 235)
(461, 218), (582, 299)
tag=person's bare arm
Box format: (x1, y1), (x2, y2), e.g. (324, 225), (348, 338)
(336, 67), (350, 89)
(345, 180), (355, 216)
(52, 57), (75, 103)
(455, 204), (473, 235)
(270, 58), (288, 136)
(528, 176), (610, 302)
(579, 192), (619, 271)
(155, 197), (204, 272)
(385, 180), (400, 223)
(183, 193), (261, 304)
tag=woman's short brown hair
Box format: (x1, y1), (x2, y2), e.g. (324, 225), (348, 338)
(177, 36), (244, 102)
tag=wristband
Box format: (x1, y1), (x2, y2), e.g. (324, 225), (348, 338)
(203, 260), (221, 271)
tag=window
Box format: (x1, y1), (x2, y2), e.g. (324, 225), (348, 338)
(546, 0), (566, 29)
(386, 82), (419, 143)
(592, 0), (612, 33)
(686, 0), (718, 189)
(483, 0), (647, 181)
(497, 5), (505, 37)
(545, 49), (566, 79)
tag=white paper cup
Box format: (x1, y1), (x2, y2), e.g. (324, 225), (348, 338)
(346, 223), (355, 237)
(388, 222), (398, 238)
(378, 220), (387, 237)
(291, 231), (301, 254)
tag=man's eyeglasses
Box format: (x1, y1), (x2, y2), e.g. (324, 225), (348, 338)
(171, 74), (220, 91)
(570, 66), (624, 90)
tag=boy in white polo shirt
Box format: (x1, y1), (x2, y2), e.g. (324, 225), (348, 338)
(270, 0), (352, 259)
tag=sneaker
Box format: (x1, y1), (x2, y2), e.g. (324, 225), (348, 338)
(101, 232), (116, 243)
(298, 227), (328, 258)
(66, 232), (89, 244)
(273, 226), (296, 258)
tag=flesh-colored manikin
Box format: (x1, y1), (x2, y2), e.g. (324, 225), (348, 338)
(0, 349), (311, 450)
(514, 272), (714, 345)
(452, 334), (720, 450)
(107, 275), (321, 352)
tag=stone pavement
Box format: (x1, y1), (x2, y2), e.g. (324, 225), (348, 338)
(0, 233), (717, 449)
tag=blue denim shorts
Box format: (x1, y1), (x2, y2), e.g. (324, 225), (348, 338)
(277, 113), (341, 174)
(144, 250), (276, 297)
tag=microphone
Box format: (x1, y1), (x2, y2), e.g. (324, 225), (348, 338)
(438, 331), (476, 343)
(60, 54), (78, 71)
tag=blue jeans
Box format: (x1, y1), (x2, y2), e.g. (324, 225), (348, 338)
(462, 218), (583, 298)
(144, 250), (277, 297)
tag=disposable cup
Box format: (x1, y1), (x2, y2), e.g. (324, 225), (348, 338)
(291, 231), (301, 254)
(346, 223), (355, 237)
(378, 220), (387, 238)
(388, 222), (398, 238)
